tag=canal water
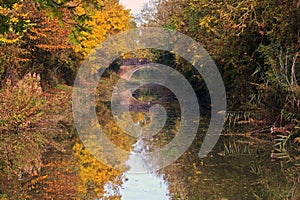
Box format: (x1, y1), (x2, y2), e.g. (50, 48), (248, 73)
(89, 97), (299, 200)
(5, 113), (299, 199)
(2, 77), (299, 199)
(113, 137), (170, 200)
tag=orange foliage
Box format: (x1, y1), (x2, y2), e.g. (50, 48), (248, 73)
(23, 1), (72, 52)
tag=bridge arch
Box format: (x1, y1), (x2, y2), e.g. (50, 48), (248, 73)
(117, 62), (169, 111)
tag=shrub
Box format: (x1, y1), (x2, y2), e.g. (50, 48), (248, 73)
(0, 73), (46, 178)
(0, 73), (45, 133)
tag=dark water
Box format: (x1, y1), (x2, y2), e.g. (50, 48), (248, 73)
(3, 81), (299, 200)
(26, 109), (299, 200)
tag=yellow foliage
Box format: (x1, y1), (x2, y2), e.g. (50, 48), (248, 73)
(0, 1), (30, 45)
(74, 6), (86, 16)
(12, 3), (19, 10)
(199, 15), (218, 33)
(73, 142), (124, 199)
(10, 17), (19, 23)
(71, 98), (135, 198)
(0, 34), (20, 44)
(73, 0), (132, 58)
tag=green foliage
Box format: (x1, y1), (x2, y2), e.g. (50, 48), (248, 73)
(142, 0), (299, 126)
(0, 1), (30, 34)
(0, 0), (103, 35)
(256, 44), (299, 124)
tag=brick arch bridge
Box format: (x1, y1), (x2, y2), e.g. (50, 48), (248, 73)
(117, 58), (170, 112)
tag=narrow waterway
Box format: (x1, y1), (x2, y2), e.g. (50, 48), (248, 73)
(9, 113), (299, 200)
(117, 137), (170, 200)
(2, 79), (298, 199)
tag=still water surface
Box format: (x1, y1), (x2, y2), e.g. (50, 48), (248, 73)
(117, 138), (170, 200)
(7, 83), (298, 200)
(15, 116), (298, 200)
(28, 96), (298, 200)
(95, 112), (299, 200)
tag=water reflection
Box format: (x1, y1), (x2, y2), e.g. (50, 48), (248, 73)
(120, 171), (169, 200)
(3, 78), (298, 199)
(74, 128), (299, 200)
(4, 117), (298, 199)
(105, 137), (170, 200)
(120, 138), (170, 199)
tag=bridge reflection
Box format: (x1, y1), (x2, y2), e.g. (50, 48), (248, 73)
(116, 58), (170, 112)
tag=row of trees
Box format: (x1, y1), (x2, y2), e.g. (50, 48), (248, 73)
(0, 0), (133, 87)
(1, 0), (298, 128)
(140, 0), (299, 129)
(0, 0), (299, 198)
(0, 0), (133, 197)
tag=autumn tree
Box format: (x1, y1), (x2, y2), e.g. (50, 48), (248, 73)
(21, 0), (77, 86)
(0, 1), (30, 84)
(0, 0), (79, 86)
(71, 0), (133, 58)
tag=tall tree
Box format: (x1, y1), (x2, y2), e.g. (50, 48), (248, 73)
(0, 0), (77, 86)
(71, 0), (133, 58)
